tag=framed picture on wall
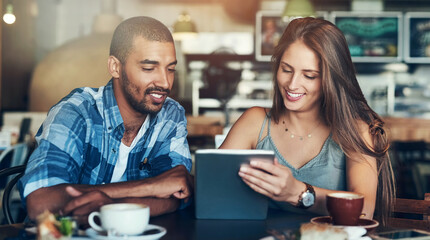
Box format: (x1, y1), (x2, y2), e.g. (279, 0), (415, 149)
(330, 11), (403, 63)
(404, 12), (430, 63)
(255, 11), (328, 62)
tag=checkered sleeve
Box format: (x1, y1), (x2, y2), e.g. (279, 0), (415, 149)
(19, 101), (88, 199)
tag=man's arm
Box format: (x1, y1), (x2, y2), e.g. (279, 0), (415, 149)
(99, 165), (193, 200)
(65, 186), (180, 227)
(63, 186), (180, 217)
(26, 165), (191, 221)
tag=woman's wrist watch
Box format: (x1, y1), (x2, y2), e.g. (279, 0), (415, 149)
(296, 182), (315, 209)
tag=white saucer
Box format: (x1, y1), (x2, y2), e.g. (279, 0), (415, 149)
(85, 224), (166, 240)
(310, 216), (379, 231)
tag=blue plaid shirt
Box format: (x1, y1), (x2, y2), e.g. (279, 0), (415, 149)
(19, 80), (192, 200)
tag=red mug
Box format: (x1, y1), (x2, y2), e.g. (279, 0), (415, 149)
(326, 192), (364, 226)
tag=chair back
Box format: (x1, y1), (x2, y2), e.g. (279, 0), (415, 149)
(390, 141), (430, 199)
(0, 143), (29, 185)
(388, 193), (430, 231)
(0, 142), (29, 166)
(0, 165), (26, 224)
(412, 162), (430, 199)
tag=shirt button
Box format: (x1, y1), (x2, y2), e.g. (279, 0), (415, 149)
(139, 158), (148, 170)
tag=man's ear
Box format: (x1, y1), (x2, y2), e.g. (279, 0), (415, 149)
(108, 56), (121, 79)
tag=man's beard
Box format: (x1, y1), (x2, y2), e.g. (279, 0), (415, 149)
(120, 70), (170, 115)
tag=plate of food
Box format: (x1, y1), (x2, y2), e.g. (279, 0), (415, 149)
(35, 210), (78, 239)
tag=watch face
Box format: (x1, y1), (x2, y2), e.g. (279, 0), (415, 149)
(302, 192), (315, 207)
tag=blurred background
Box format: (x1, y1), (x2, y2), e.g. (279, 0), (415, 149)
(1, 0), (430, 202)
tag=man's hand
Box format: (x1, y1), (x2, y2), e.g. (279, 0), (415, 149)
(147, 165), (194, 201)
(61, 186), (114, 227)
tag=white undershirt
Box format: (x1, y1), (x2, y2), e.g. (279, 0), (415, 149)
(111, 116), (150, 183)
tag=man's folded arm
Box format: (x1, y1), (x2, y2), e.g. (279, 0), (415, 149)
(25, 165), (191, 220)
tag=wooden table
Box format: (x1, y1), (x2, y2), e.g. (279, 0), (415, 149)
(0, 223), (25, 240)
(0, 207), (317, 240)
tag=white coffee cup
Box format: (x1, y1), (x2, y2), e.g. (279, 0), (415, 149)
(88, 203), (150, 236)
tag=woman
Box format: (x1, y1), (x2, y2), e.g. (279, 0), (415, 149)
(219, 17), (395, 224)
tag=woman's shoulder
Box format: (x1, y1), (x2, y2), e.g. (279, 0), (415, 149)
(221, 107), (270, 149)
(235, 107), (270, 126)
(357, 120), (374, 146)
(241, 107), (270, 119)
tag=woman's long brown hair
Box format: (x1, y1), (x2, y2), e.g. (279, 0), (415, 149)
(271, 17), (395, 225)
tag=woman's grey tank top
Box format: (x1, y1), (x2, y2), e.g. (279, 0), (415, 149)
(256, 115), (347, 212)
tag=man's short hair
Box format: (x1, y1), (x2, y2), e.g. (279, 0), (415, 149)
(110, 16), (174, 64)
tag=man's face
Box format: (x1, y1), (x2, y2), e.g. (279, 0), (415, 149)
(118, 37), (177, 115)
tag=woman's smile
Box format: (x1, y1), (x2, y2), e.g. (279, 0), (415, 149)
(286, 91), (305, 101)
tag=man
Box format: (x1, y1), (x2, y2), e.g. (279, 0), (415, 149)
(18, 16), (193, 225)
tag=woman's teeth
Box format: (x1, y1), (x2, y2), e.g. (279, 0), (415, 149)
(287, 92), (304, 98)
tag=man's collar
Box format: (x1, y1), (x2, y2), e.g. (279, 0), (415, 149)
(103, 79), (123, 133)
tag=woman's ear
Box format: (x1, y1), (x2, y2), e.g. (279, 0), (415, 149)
(108, 56), (121, 79)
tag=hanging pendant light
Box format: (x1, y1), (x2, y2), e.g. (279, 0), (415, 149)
(172, 12), (197, 41)
(282, 0), (315, 23)
(3, 3), (16, 24)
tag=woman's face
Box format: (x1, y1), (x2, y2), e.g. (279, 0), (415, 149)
(276, 40), (322, 113)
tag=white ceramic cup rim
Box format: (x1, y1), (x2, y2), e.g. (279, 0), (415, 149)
(100, 203), (149, 211)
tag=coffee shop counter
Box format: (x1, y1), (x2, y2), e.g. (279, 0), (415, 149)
(187, 115), (430, 143)
(186, 115), (224, 138)
(383, 116), (430, 142)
